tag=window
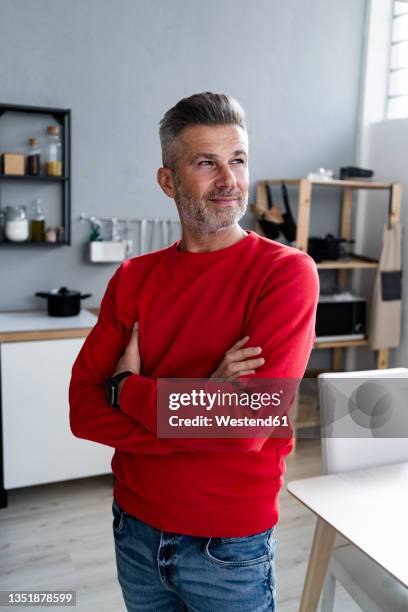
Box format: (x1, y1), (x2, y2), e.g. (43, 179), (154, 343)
(387, 1), (408, 118)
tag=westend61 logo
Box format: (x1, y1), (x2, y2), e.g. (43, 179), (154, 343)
(157, 378), (301, 439)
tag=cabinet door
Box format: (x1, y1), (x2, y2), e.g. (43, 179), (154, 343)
(1, 338), (113, 489)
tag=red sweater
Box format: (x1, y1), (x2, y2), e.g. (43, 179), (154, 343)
(69, 230), (319, 537)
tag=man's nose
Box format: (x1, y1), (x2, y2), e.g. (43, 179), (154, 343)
(215, 164), (237, 190)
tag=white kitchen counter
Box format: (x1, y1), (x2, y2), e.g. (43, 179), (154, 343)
(0, 309), (98, 333)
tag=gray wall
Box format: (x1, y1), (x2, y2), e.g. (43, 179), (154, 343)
(0, 0), (366, 312)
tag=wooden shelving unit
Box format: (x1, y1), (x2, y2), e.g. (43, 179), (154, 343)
(253, 177), (402, 441)
(253, 176), (402, 370)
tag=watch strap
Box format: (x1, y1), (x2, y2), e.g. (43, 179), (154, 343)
(106, 370), (134, 408)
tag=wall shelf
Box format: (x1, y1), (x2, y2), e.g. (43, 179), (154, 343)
(0, 241), (66, 247)
(0, 174), (68, 182)
(313, 338), (368, 350)
(316, 255), (379, 270)
(0, 102), (71, 246)
(264, 178), (393, 189)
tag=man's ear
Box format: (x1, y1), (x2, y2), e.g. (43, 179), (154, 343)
(157, 167), (176, 198)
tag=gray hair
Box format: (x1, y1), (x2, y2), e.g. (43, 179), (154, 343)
(159, 92), (247, 167)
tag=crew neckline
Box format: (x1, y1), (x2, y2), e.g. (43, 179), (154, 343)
(169, 230), (257, 262)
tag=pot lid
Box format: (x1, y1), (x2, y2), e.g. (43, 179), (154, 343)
(45, 287), (82, 297)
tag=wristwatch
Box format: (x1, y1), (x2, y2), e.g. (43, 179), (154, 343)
(106, 371), (134, 408)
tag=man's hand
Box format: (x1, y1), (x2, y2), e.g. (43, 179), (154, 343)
(210, 336), (264, 380)
(113, 322), (141, 402)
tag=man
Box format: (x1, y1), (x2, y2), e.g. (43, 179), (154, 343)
(69, 92), (319, 611)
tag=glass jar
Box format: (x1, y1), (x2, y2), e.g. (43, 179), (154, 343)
(30, 199), (45, 242)
(4, 205), (29, 242)
(27, 137), (41, 176)
(45, 125), (62, 176)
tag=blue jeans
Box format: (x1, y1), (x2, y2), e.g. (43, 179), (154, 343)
(112, 499), (277, 611)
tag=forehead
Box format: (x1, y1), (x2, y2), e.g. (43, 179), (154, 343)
(179, 124), (248, 157)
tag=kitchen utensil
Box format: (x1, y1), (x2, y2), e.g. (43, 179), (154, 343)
(339, 166), (374, 180)
(124, 220), (134, 258)
(148, 219), (159, 252)
(35, 287), (92, 317)
(161, 219), (169, 247)
(111, 217), (121, 242)
(140, 218), (147, 255)
(307, 234), (354, 262)
(172, 220), (181, 243)
(257, 184), (283, 239)
(307, 168), (334, 181)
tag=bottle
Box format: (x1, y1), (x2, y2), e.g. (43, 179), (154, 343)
(0, 210), (5, 242)
(4, 205), (29, 242)
(30, 199), (45, 242)
(45, 126), (62, 176)
(56, 225), (65, 243)
(27, 138), (41, 176)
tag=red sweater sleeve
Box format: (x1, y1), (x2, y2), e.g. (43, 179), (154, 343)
(69, 267), (190, 455)
(119, 253), (319, 452)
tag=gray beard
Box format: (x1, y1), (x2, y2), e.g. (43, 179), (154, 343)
(174, 181), (248, 235)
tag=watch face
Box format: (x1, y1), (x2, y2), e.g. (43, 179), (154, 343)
(106, 372), (132, 408)
(106, 381), (117, 407)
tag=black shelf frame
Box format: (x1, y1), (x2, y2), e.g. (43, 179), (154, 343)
(0, 103), (71, 245)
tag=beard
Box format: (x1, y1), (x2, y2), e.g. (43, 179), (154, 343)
(173, 174), (248, 234)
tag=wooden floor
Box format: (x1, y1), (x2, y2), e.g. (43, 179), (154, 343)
(0, 439), (361, 611)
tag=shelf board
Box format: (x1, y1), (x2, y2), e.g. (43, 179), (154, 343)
(0, 102), (70, 116)
(0, 241), (68, 247)
(315, 255), (379, 269)
(0, 174), (67, 182)
(265, 178), (393, 189)
(314, 338), (368, 349)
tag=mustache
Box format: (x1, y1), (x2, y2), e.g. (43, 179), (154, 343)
(205, 190), (243, 200)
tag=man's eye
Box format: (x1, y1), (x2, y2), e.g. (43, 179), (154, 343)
(232, 158), (245, 164)
(199, 160), (214, 166)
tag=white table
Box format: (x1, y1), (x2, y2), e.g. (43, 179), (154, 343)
(287, 462), (408, 612)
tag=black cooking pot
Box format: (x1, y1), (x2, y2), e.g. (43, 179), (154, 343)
(35, 287), (92, 317)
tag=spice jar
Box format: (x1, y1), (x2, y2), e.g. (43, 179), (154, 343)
(27, 138), (41, 176)
(4, 205), (29, 242)
(45, 227), (57, 243)
(45, 126), (62, 176)
(30, 199), (45, 242)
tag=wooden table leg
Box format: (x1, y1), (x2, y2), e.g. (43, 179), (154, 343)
(298, 517), (337, 612)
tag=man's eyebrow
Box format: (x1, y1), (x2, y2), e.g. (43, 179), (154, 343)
(189, 150), (248, 163)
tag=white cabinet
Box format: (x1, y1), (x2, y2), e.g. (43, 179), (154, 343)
(1, 338), (113, 489)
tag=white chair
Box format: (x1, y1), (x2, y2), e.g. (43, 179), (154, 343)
(318, 367), (408, 612)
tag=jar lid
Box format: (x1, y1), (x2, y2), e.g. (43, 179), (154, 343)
(47, 126), (60, 136)
(28, 137), (39, 146)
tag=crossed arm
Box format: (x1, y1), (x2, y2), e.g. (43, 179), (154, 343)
(69, 254), (319, 454)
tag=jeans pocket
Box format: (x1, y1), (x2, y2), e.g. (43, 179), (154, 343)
(203, 528), (274, 567)
(112, 499), (126, 535)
